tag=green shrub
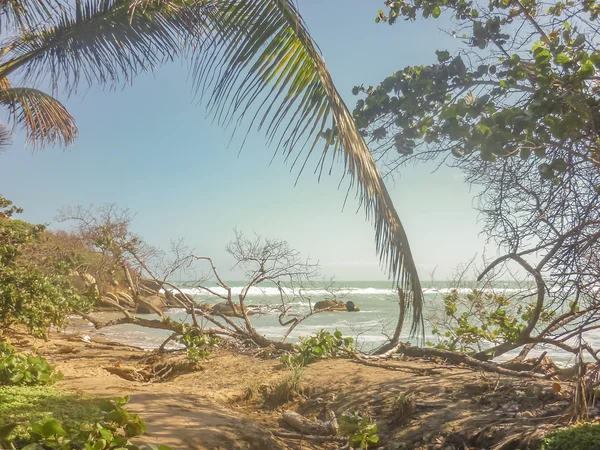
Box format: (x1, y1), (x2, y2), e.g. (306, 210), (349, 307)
(0, 386), (104, 439)
(280, 329), (354, 368)
(428, 289), (554, 355)
(177, 327), (220, 364)
(0, 206), (95, 338)
(338, 412), (379, 449)
(539, 423), (600, 450)
(0, 267), (94, 338)
(0, 395), (172, 450)
(0, 342), (62, 386)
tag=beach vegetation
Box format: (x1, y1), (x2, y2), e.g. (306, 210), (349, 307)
(0, 197), (95, 338)
(428, 289), (555, 354)
(338, 412), (379, 449)
(390, 392), (416, 425)
(0, 394), (172, 450)
(177, 326), (220, 364)
(539, 423), (600, 450)
(0, 342), (62, 387)
(360, 0), (600, 374)
(0, 386), (103, 439)
(280, 329), (354, 368)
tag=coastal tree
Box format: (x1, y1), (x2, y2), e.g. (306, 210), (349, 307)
(359, 0), (600, 364)
(0, 0), (424, 332)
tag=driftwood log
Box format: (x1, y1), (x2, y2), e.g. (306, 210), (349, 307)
(282, 410), (338, 436)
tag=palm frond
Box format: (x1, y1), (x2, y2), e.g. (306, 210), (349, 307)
(0, 0), (190, 93)
(0, 0), (64, 33)
(0, 86), (77, 147)
(193, 0), (424, 332)
(0, 121), (12, 149)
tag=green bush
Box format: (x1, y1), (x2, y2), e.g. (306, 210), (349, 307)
(0, 204), (95, 338)
(177, 327), (220, 364)
(539, 423), (600, 450)
(280, 329), (354, 368)
(0, 395), (172, 450)
(338, 412), (379, 449)
(427, 289), (554, 355)
(0, 267), (94, 338)
(0, 342), (62, 386)
(0, 386), (104, 439)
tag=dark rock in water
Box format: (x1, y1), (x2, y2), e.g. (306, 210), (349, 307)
(314, 299), (360, 312)
(137, 294), (167, 314)
(345, 301), (355, 312)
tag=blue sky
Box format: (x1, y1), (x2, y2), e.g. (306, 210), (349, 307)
(2, 0), (487, 281)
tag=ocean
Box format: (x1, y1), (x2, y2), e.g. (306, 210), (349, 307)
(69, 280), (591, 366)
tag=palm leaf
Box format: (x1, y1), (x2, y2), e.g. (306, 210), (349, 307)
(0, 86), (77, 147)
(0, 121), (13, 149)
(192, 0), (424, 332)
(0, 0), (190, 93)
(0, 0), (64, 33)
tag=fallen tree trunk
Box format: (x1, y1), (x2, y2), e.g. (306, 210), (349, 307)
(396, 345), (545, 379)
(353, 353), (441, 375)
(282, 410), (338, 437)
(283, 411), (332, 435)
(271, 430), (346, 443)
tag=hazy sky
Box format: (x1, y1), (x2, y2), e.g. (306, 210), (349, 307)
(2, 1), (488, 281)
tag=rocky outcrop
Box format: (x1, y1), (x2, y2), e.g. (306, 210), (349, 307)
(314, 299), (360, 312)
(162, 290), (191, 307)
(139, 278), (163, 293)
(136, 294), (167, 314)
(68, 271), (99, 297)
(104, 290), (136, 308)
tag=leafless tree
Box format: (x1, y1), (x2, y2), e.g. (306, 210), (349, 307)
(59, 206), (345, 351)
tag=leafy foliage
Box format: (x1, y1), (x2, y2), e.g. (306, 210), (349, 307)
(338, 412), (379, 449)
(539, 423), (600, 450)
(0, 267), (94, 337)
(0, 197), (94, 337)
(0, 385), (104, 439)
(0, 395), (172, 450)
(0, 342), (62, 386)
(427, 289), (554, 354)
(360, 1), (600, 362)
(0, 196), (23, 219)
(177, 326), (219, 364)
(280, 329), (354, 368)
(358, 0), (600, 179)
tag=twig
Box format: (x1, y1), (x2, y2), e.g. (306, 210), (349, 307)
(271, 430), (346, 443)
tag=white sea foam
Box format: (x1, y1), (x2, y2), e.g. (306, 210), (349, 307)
(172, 285), (533, 298)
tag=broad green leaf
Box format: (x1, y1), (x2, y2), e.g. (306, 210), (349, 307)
(555, 53), (570, 65)
(580, 61), (595, 77)
(42, 419), (66, 438)
(0, 423), (17, 439)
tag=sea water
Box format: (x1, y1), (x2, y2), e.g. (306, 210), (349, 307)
(72, 280), (593, 366)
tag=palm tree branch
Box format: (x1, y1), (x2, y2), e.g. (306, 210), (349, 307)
(0, 0), (191, 93)
(0, 0), (65, 33)
(194, 0), (424, 333)
(0, 86), (77, 147)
